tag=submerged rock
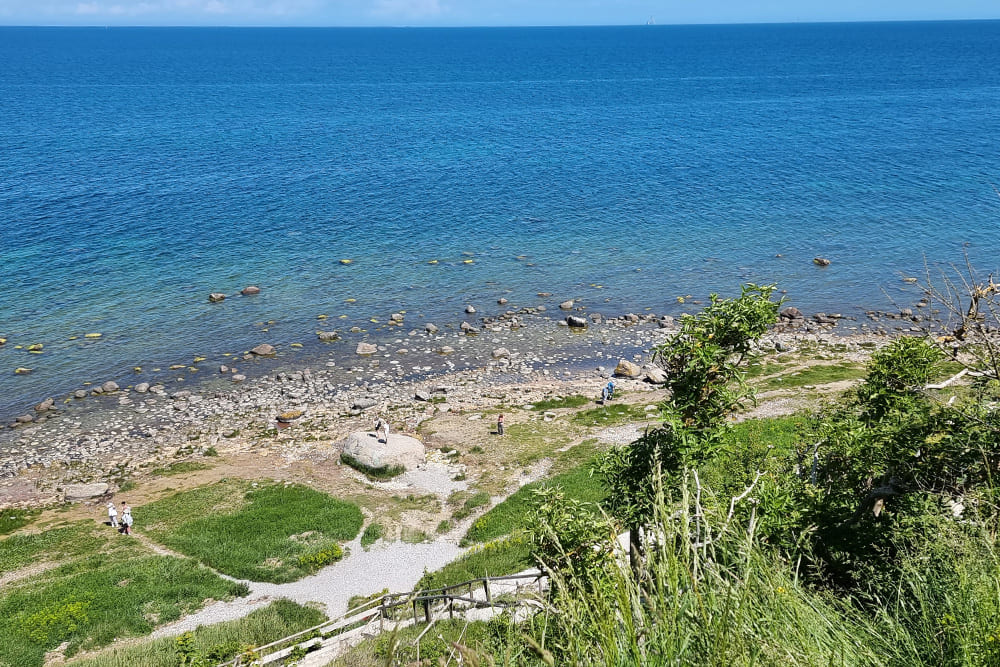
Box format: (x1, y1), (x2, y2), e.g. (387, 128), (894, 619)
(208, 292), (226, 302)
(241, 285), (261, 295)
(250, 344), (276, 357)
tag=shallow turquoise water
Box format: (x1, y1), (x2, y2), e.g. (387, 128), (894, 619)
(1, 22), (999, 418)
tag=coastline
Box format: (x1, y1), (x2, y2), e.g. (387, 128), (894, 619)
(0, 299), (938, 509)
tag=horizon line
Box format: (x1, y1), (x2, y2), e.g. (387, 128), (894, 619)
(2, 17), (999, 30)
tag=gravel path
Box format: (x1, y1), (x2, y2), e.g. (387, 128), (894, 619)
(151, 536), (463, 639)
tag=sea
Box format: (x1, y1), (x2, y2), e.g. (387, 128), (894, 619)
(1, 21), (999, 422)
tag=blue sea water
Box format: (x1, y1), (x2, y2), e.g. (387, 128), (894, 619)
(1, 22), (999, 420)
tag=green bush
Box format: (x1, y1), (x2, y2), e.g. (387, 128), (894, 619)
(360, 522), (383, 548)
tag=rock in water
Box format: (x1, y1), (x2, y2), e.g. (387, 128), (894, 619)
(250, 344), (276, 356)
(614, 359), (642, 379)
(208, 293), (226, 302)
(356, 342), (377, 355)
(813, 257), (831, 267)
(566, 315), (588, 328)
(559, 300), (574, 310)
(241, 285), (261, 295)
(101, 381), (120, 393)
(780, 307), (804, 320)
(340, 431), (425, 473)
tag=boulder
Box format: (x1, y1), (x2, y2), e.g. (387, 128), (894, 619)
(492, 347), (511, 359)
(73, 390), (87, 399)
(250, 344), (276, 356)
(414, 389), (432, 402)
(559, 300), (574, 310)
(232, 374), (246, 383)
(813, 257), (831, 267)
(779, 307), (804, 320)
(497, 297), (508, 305)
(425, 323), (439, 334)
(614, 359), (642, 379)
(241, 286), (261, 295)
(465, 305), (476, 314)
(590, 312), (603, 323)
(34, 398), (54, 413)
(64, 482), (109, 502)
(644, 367), (669, 384)
(356, 342), (377, 355)
(317, 331), (340, 342)
(134, 382), (150, 394)
(390, 313), (404, 323)
(460, 321), (475, 332)
(566, 315), (588, 328)
(208, 292), (226, 302)
(352, 397), (378, 410)
(341, 431), (425, 473)
(101, 381), (120, 393)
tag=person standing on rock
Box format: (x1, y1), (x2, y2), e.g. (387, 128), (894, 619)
(107, 502), (118, 529)
(374, 416), (389, 443)
(497, 413), (505, 436)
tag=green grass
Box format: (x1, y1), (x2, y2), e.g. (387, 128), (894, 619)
(64, 599), (324, 667)
(452, 491), (491, 521)
(0, 533), (247, 667)
(755, 362), (865, 391)
(571, 402), (650, 427)
(148, 461), (213, 477)
(0, 508), (40, 536)
(331, 618), (498, 667)
(139, 481), (363, 583)
(340, 453), (405, 480)
(360, 522), (383, 548)
(528, 394), (591, 411)
(415, 536), (533, 592)
(464, 462), (605, 545)
(0, 523), (104, 574)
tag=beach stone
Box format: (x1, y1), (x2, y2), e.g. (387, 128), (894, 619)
(208, 292), (226, 302)
(352, 397), (378, 410)
(425, 323), (439, 334)
(64, 482), (108, 502)
(356, 342), (377, 355)
(614, 359), (642, 379)
(317, 331), (340, 342)
(813, 257), (831, 267)
(390, 313), (404, 322)
(559, 300), (574, 310)
(438, 346), (455, 355)
(414, 389), (432, 402)
(465, 305), (476, 314)
(590, 313), (603, 323)
(460, 322), (475, 332)
(16, 414), (34, 424)
(250, 344), (276, 356)
(566, 315), (588, 328)
(34, 398), (54, 412)
(232, 374), (246, 382)
(492, 347), (511, 359)
(644, 367), (669, 384)
(340, 431), (425, 472)
(276, 410), (304, 423)
(497, 297), (508, 305)
(101, 381), (120, 393)
(780, 307), (804, 320)
(73, 390), (87, 399)
(241, 285), (261, 295)
(134, 382), (150, 394)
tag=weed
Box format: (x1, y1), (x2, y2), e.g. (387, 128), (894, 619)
(360, 523), (383, 548)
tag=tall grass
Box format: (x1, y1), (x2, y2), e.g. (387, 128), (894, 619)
(139, 481), (363, 583)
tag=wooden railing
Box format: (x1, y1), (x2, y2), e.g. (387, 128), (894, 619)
(215, 570), (546, 667)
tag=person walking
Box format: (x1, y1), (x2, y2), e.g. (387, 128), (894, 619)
(107, 502), (118, 529)
(497, 413), (505, 436)
(121, 502), (133, 535)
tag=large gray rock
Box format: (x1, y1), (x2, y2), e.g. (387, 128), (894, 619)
(250, 344), (276, 356)
(614, 359), (642, 379)
(644, 366), (669, 384)
(341, 431), (425, 472)
(208, 292), (226, 302)
(356, 342), (377, 355)
(64, 482), (109, 502)
(101, 381), (120, 393)
(241, 285), (261, 295)
(566, 315), (588, 328)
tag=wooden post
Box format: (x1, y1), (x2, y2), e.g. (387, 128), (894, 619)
(423, 599), (431, 624)
(484, 579), (492, 605)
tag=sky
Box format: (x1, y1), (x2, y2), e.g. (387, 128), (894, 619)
(0, 0), (998, 27)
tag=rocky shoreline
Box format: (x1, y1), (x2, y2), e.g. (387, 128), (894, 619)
(0, 301), (940, 508)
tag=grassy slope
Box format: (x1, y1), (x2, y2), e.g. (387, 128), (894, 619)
(139, 480), (364, 583)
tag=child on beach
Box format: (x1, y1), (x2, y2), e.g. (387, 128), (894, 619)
(497, 413), (504, 436)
